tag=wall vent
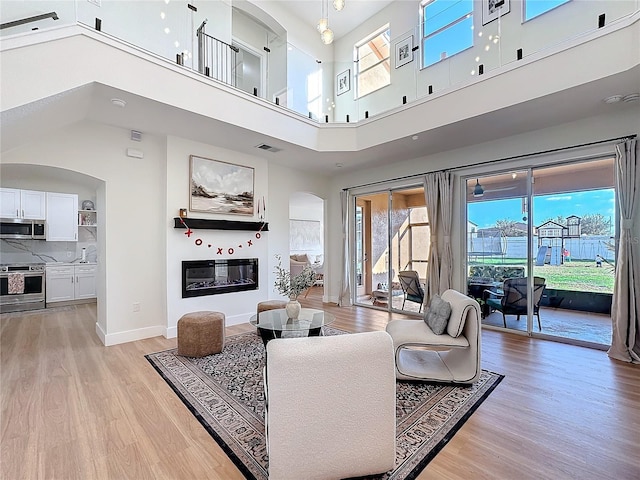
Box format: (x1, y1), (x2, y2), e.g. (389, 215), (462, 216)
(131, 130), (142, 142)
(255, 143), (281, 153)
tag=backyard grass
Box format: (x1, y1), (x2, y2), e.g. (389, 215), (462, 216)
(469, 258), (615, 293)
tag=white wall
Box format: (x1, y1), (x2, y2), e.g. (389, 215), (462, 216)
(164, 136), (271, 333)
(1, 120), (168, 345)
(325, 108), (640, 303)
(331, 0), (638, 121)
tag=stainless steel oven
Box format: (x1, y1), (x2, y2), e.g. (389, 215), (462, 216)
(0, 263), (46, 313)
(0, 218), (46, 240)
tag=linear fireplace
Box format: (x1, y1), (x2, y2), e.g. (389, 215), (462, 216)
(182, 258), (258, 298)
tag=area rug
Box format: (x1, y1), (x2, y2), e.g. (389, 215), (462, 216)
(146, 329), (503, 480)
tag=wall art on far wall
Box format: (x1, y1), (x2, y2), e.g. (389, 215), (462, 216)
(290, 219), (322, 252)
(395, 35), (414, 68)
(336, 69), (350, 96)
(483, 0), (510, 25)
(190, 155), (254, 215)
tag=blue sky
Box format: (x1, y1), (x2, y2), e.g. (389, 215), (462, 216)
(468, 189), (615, 231)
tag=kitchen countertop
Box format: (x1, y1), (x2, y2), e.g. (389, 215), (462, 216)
(45, 262), (97, 266)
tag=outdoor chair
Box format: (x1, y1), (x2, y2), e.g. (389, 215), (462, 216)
(397, 270), (425, 312)
(484, 276), (546, 330)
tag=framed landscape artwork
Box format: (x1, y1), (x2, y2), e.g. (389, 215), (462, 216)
(336, 69), (350, 96)
(189, 155), (254, 215)
(395, 35), (414, 68)
(482, 0), (510, 25)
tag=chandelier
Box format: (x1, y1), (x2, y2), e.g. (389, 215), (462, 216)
(317, 0), (346, 44)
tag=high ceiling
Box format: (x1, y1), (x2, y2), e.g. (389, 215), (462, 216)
(275, 0), (394, 40)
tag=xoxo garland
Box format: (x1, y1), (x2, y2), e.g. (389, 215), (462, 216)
(177, 216), (267, 255)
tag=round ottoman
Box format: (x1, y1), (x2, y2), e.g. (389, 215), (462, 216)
(177, 311), (225, 357)
(257, 300), (287, 316)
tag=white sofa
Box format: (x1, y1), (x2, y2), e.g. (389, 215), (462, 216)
(385, 289), (482, 384)
(264, 331), (396, 480)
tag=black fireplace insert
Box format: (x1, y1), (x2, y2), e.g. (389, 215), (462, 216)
(182, 258), (258, 298)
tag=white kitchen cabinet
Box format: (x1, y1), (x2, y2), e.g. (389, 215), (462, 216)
(46, 192), (78, 241)
(74, 264), (97, 299)
(0, 188), (46, 219)
(46, 264), (97, 304)
(46, 265), (75, 303)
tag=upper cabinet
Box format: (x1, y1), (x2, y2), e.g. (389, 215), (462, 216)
(46, 192), (78, 241)
(0, 188), (46, 219)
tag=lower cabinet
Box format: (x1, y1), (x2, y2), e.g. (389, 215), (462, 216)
(46, 264), (97, 304)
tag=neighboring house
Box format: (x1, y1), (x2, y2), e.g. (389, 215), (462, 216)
(0, 1), (638, 346)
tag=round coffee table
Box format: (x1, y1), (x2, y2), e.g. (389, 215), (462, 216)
(250, 308), (335, 345)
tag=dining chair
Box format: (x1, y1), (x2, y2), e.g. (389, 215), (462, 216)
(485, 276), (546, 330)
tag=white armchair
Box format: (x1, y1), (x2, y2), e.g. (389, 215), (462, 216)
(385, 289), (482, 385)
(264, 331), (396, 480)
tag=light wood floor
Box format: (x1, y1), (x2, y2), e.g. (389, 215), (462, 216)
(2, 291), (639, 480)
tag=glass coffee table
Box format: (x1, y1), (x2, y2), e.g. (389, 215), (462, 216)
(250, 308), (335, 346)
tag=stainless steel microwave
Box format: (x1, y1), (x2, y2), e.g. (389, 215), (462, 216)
(0, 218), (46, 240)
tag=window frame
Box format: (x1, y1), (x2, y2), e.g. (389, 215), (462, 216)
(420, 0), (474, 70)
(523, 0), (571, 22)
(354, 24), (391, 99)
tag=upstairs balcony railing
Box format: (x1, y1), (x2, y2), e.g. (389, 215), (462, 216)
(1, 0), (638, 124)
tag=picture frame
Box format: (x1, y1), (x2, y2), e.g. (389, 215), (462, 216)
(395, 35), (414, 69)
(336, 69), (350, 96)
(189, 155), (254, 216)
(482, 0), (510, 25)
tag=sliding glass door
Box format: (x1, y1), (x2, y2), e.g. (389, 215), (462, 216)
(465, 157), (615, 347)
(353, 185), (430, 315)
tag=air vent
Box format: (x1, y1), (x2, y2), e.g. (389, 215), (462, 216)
(131, 130), (142, 141)
(255, 143), (281, 153)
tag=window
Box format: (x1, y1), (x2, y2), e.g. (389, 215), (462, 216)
(524, 0), (570, 21)
(421, 0), (473, 68)
(355, 25), (390, 98)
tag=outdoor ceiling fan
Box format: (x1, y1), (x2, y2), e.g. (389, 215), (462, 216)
(472, 179), (517, 197)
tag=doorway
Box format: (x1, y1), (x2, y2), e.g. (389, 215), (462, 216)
(232, 40), (265, 97)
(353, 185), (430, 315)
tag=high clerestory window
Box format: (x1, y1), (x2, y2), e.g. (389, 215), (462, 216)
(421, 0), (473, 68)
(524, 0), (571, 21)
(355, 25), (391, 98)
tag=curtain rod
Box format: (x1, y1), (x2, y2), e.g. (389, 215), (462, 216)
(342, 134), (636, 191)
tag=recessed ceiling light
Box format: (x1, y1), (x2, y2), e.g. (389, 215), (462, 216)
(603, 95), (623, 104)
(335, 163), (343, 168)
(111, 98), (126, 108)
(412, 135), (419, 140)
(622, 93), (639, 103)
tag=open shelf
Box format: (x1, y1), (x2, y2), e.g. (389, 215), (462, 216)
(173, 217), (269, 231)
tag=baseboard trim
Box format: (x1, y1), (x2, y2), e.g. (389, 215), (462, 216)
(103, 325), (166, 346)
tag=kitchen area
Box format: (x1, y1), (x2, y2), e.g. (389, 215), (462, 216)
(0, 183), (98, 314)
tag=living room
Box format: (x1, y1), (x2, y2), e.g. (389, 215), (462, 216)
(1, 1), (639, 478)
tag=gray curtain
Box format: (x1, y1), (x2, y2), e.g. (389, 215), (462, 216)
(608, 139), (639, 363)
(338, 189), (351, 306)
(423, 174), (440, 304)
(438, 171), (453, 293)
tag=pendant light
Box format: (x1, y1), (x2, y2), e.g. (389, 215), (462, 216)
(333, 0), (345, 11)
(473, 179), (484, 197)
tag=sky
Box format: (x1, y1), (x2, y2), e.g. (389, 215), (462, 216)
(468, 189), (616, 231)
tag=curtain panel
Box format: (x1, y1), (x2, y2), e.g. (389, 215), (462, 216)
(338, 190), (352, 306)
(608, 139), (639, 363)
(423, 174), (441, 304)
(438, 171), (454, 293)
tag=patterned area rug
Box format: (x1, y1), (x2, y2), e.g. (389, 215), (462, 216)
(146, 329), (503, 480)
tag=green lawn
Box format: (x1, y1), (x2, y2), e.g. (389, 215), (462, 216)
(469, 258), (614, 293)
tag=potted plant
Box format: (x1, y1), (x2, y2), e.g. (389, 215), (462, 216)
(274, 254), (317, 319)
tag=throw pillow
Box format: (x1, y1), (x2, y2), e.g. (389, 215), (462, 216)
(424, 294), (452, 335)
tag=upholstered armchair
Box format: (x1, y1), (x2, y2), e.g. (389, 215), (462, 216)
(264, 331), (396, 480)
(385, 289), (482, 385)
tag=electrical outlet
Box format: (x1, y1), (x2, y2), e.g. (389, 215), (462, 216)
(133, 302), (140, 312)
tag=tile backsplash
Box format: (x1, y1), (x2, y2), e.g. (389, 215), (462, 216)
(0, 229), (97, 264)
